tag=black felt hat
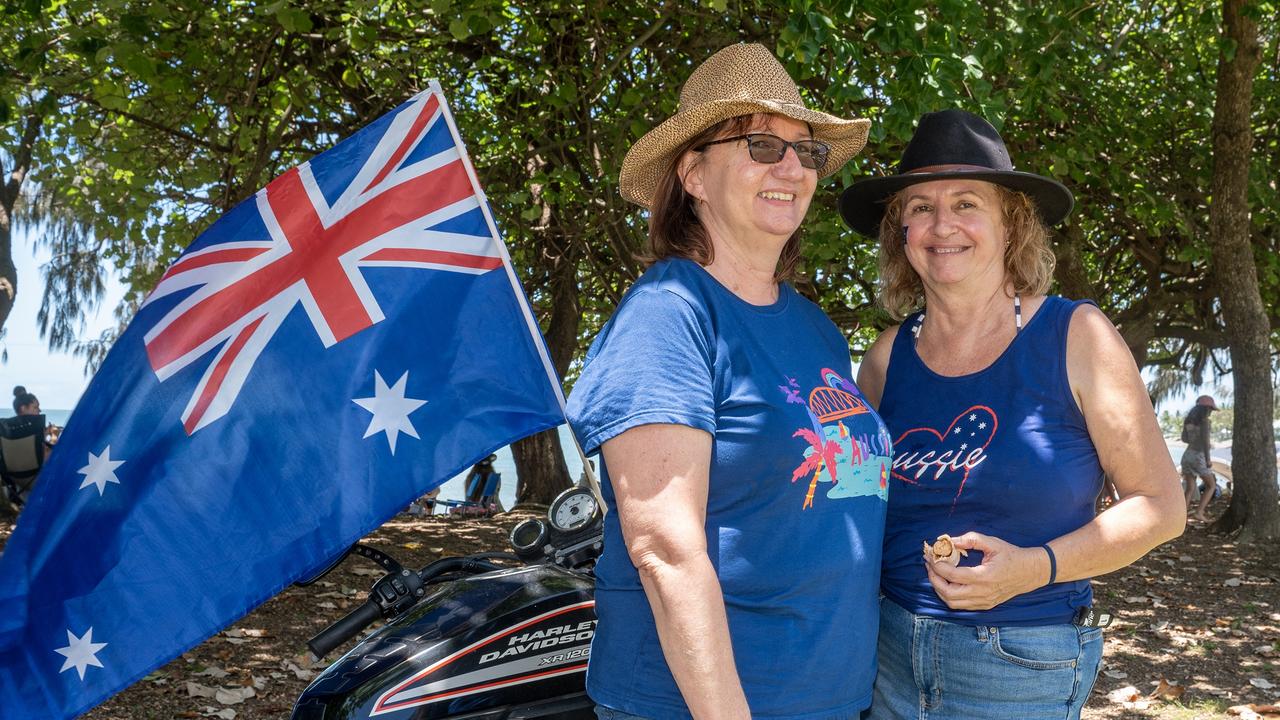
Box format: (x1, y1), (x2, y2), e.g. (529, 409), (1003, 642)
(839, 109), (1074, 237)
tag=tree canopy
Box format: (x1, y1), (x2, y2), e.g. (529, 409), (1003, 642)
(2, 0), (1278, 523)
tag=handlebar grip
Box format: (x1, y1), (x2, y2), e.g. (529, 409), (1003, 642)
(307, 600), (382, 659)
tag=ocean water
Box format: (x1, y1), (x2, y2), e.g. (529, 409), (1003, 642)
(16, 411), (587, 513)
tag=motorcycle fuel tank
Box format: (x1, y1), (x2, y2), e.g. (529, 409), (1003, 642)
(292, 564), (596, 720)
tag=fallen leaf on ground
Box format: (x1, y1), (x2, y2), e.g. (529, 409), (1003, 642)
(200, 708), (237, 720)
(1226, 577), (1243, 587)
(1229, 704), (1280, 714)
(1103, 669), (1129, 679)
(214, 686), (256, 705)
(196, 666), (230, 679)
(187, 682), (219, 699)
(1149, 678), (1185, 701)
(1250, 678), (1276, 690)
(351, 568), (382, 577)
(1107, 685), (1141, 703)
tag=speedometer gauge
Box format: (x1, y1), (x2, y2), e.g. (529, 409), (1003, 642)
(548, 487), (601, 533)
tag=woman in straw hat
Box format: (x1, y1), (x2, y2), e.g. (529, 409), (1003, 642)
(567, 43), (888, 719)
(842, 110), (1185, 719)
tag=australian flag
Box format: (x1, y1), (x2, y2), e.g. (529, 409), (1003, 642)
(0, 82), (566, 718)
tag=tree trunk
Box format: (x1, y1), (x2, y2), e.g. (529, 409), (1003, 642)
(0, 201), (15, 334)
(511, 247), (580, 506)
(0, 108), (43, 335)
(1207, 0), (1280, 542)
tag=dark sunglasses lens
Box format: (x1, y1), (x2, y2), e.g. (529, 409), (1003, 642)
(746, 136), (786, 163)
(745, 135), (828, 170)
(794, 141), (829, 170)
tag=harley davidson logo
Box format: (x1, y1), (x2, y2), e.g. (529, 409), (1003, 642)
(370, 601), (596, 715)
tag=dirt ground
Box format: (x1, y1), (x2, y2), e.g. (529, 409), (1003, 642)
(2, 510), (1277, 719)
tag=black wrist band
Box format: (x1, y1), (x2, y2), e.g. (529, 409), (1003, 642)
(1041, 544), (1057, 585)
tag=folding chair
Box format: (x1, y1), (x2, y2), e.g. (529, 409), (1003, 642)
(1, 415), (47, 507)
(444, 471), (503, 516)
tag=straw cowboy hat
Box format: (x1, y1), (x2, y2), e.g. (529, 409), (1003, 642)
(618, 43), (870, 209)
(839, 109), (1074, 237)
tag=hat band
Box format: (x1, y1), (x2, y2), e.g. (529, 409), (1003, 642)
(904, 163), (1004, 175)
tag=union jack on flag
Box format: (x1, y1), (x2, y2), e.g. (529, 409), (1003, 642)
(0, 82), (567, 719)
(144, 90), (505, 434)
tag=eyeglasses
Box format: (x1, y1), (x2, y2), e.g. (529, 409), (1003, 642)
(695, 133), (830, 171)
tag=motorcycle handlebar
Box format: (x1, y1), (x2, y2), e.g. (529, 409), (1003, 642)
(306, 553), (518, 659)
(308, 599), (381, 659)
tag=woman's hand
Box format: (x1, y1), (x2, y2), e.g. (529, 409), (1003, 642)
(924, 532), (1049, 610)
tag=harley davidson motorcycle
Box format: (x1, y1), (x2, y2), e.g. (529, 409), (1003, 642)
(291, 486), (604, 720)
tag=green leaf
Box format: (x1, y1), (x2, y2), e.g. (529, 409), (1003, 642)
(449, 17), (470, 40)
(276, 7), (314, 33)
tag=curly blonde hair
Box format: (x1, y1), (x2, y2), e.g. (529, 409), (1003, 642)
(875, 184), (1056, 319)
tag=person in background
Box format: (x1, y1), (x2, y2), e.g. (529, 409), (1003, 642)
(567, 43), (886, 719)
(11, 386), (57, 459)
(1181, 394), (1219, 522)
(463, 455), (498, 503)
(12, 386), (39, 416)
(843, 109), (1185, 720)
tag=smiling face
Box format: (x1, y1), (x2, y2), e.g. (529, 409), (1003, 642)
(899, 177), (1008, 292)
(679, 114), (818, 249)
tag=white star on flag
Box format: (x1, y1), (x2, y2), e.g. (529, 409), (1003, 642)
(353, 370), (427, 454)
(960, 443), (968, 450)
(968, 413), (977, 421)
(78, 447), (125, 495)
(55, 627), (107, 681)
(953, 428), (961, 435)
(978, 422), (987, 429)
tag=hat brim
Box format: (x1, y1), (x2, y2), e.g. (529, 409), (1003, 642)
(838, 169), (1075, 238)
(620, 98), (871, 209)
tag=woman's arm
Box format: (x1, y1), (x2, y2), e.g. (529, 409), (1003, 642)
(926, 304), (1185, 609)
(855, 325), (899, 410)
(601, 423), (751, 720)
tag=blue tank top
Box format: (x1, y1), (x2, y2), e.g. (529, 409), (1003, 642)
(877, 296), (1102, 626)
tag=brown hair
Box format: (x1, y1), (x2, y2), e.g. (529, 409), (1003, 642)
(642, 115), (803, 282)
(875, 184), (1056, 319)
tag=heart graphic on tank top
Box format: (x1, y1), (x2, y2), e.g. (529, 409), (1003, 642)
(891, 405), (998, 511)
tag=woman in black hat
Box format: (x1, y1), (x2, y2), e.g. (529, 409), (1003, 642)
(843, 110), (1185, 719)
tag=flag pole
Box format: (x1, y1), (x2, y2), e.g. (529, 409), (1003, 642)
(430, 80), (603, 503)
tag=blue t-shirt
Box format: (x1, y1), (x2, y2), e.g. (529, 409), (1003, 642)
(566, 258), (890, 719)
(877, 296), (1102, 626)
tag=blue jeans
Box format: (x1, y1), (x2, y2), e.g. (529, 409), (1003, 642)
(868, 597), (1103, 720)
(594, 707), (650, 720)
